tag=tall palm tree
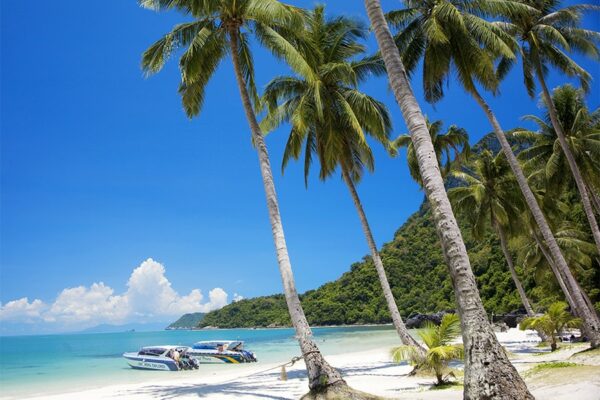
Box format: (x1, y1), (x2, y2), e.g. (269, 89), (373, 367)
(261, 6), (423, 352)
(139, 0), (346, 393)
(393, 118), (470, 188)
(362, 0), (534, 397)
(387, 0), (600, 348)
(514, 85), (600, 213)
(500, 0), (600, 253)
(448, 150), (536, 316)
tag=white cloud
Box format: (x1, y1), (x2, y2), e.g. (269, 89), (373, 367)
(233, 293), (244, 302)
(0, 298), (47, 323)
(0, 258), (236, 330)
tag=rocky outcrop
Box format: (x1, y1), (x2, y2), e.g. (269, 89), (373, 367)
(405, 311), (451, 328)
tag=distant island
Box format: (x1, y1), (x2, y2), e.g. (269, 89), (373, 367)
(166, 312), (206, 330)
(79, 322), (169, 334)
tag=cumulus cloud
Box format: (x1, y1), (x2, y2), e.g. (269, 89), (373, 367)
(0, 258), (238, 330)
(233, 293), (244, 302)
(0, 298), (47, 323)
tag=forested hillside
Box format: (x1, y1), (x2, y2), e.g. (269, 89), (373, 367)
(166, 312), (205, 329)
(199, 134), (599, 329)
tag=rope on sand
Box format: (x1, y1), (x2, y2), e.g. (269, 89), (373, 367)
(215, 355), (304, 384)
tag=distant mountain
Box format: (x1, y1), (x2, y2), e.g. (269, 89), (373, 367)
(166, 312), (206, 329)
(79, 322), (168, 334)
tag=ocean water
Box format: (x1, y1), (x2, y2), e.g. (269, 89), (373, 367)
(0, 326), (403, 399)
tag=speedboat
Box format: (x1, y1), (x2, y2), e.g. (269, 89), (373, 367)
(188, 340), (257, 363)
(123, 345), (196, 371)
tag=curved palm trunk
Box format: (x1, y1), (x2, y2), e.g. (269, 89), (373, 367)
(362, 2), (534, 398)
(229, 29), (344, 391)
(588, 184), (600, 215)
(494, 222), (534, 316)
(341, 166), (424, 351)
(535, 63), (600, 255)
(532, 232), (576, 309)
(471, 88), (600, 348)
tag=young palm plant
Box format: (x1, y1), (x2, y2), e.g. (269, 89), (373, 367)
(393, 118), (470, 188)
(261, 5), (424, 352)
(520, 302), (582, 351)
(500, 0), (600, 253)
(448, 150), (536, 317)
(387, 0), (600, 349)
(139, 0), (347, 393)
(513, 85), (600, 213)
(391, 314), (464, 386)
(362, 0), (534, 397)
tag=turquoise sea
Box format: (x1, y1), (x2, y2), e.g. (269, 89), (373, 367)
(0, 326), (402, 399)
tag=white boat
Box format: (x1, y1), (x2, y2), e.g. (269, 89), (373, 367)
(188, 340), (257, 364)
(123, 345), (193, 371)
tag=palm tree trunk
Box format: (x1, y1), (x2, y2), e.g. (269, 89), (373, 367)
(494, 221), (534, 316)
(471, 88), (600, 348)
(341, 165), (424, 351)
(362, 2), (534, 398)
(588, 184), (600, 215)
(531, 231), (597, 341)
(532, 232), (576, 309)
(228, 29), (344, 391)
(535, 63), (600, 255)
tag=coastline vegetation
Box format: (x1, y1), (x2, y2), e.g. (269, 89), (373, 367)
(140, 0), (599, 397)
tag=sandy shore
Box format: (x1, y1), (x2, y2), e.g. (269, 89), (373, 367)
(22, 329), (600, 400)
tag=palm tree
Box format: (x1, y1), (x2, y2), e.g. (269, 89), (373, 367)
(520, 302), (582, 351)
(393, 119), (470, 188)
(139, 0), (346, 393)
(500, 0), (600, 253)
(391, 314), (464, 386)
(514, 85), (600, 213)
(387, 0), (600, 349)
(448, 150), (535, 316)
(514, 204), (598, 314)
(261, 6), (423, 352)
(362, 0), (534, 397)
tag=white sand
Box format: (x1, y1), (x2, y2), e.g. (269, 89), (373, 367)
(21, 329), (600, 400)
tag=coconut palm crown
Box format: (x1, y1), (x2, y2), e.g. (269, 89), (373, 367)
(514, 85), (600, 201)
(393, 118), (470, 187)
(386, 0), (524, 103)
(140, 0), (303, 117)
(499, 0), (600, 96)
(261, 5), (390, 185)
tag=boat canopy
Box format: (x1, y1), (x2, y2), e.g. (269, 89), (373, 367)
(192, 340), (244, 351)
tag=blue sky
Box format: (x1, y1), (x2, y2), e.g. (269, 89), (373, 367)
(1, 0), (598, 333)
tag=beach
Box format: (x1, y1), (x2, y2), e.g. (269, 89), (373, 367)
(11, 328), (600, 400)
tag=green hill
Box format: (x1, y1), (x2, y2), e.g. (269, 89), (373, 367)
(199, 204), (530, 328)
(199, 134), (599, 329)
(166, 312), (206, 329)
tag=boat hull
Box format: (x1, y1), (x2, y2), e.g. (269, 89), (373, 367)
(188, 350), (254, 364)
(123, 353), (179, 371)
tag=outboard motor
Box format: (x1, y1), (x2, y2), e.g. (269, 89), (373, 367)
(240, 350), (257, 362)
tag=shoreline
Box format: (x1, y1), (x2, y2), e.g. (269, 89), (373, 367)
(13, 328), (600, 400)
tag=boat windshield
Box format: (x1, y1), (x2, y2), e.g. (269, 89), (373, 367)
(138, 348), (166, 356)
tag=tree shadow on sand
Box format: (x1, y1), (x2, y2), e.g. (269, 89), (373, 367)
(116, 362), (409, 399)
